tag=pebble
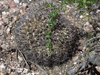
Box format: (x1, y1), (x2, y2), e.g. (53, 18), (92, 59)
(9, 8), (18, 13)
(97, 22), (100, 26)
(27, 72), (39, 75)
(84, 22), (90, 26)
(11, 36), (14, 40)
(66, 5), (71, 8)
(80, 15), (83, 18)
(95, 66), (100, 72)
(0, 3), (3, 7)
(18, 56), (23, 61)
(0, 64), (6, 71)
(32, 32), (35, 36)
(7, 2), (17, 8)
(0, 18), (2, 20)
(18, 3), (28, 11)
(1, 44), (9, 49)
(22, 68), (28, 74)
(74, 62), (77, 65)
(2, 11), (7, 16)
(96, 10), (100, 13)
(0, 21), (4, 25)
(16, 68), (23, 73)
(14, 0), (19, 3)
(0, 1), (100, 75)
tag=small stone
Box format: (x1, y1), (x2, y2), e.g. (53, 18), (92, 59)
(18, 56), (23, 61)
(19, 3), (22, 5)
(6, 12), (9, 15)
(95, 66), (100, 72)
(29, 71), (39, 75)
(9, 8), (18, 13)
(11, 36), (14, 40)
(19, 10), (23, 14)
(3, 4), (9, 9)
(7, 28), (11, 34)
(34, 37), (37, 40)
(66, 5), (71, 8)
(22, 3), (28, 7)
(0, 1), (5, 5)
(84, 22), (90, 26)
(16, 68), (23, 73)
(97, 22), (100, 26)
(80, 15), (83, 18)
(0, 21), (4, 25)
(74, 62), (77, 65)
(1, 44), (9, 49)
(0, 3), (3, 7)
(23, 68), (28, 73)
(46, 48), (49, 51)
(0, 64), (5, 71)
(96, 10), (100, 13)
(32, 32), (35, 36)
(86, 13), (89, 15)
(14, 0), (19, 3)
(2, 11), (7, 16)
(57, 37), (59, 40)
(0, 18), (2, 20)
(7, 2), (17, 8)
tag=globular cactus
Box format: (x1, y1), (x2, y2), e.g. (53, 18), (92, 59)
(13, 1), (79, 67)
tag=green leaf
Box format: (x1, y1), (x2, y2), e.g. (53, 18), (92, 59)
(47, 18), (53, 25)
(86, 1), (93, 6)
(77, 0), (83, 5)
(48, 31), (51, 34)
(87, 34), (93, 39)
(77, 5), (84, 10)
(83, 0), (86, 3)
(42, 2), (48, 6)
(85, 8), (92, 13)
(48, 13), (52, 17)
(79, 8), (91, 15)
(86, 20), (90, 22)
(52, 21), (56, 25)
(47, 35), (51, 38)
(66, 0), (73, 3)
(45, 30), (51, 35)
(49, 45), (53, 50)
(43, 2), (53, 7)
(49, 3), (53, 7)
(82, 15), (92, 19)
(87, 50), (90, 54)
(49, 25), (54, 29)
(87, 44), (91, 49)
(79, 11), (86, 15)
(63, 9), (66, 12)
(49, 10), (58, 18)
(46, 40), (50, 46)
(46, 51), (51, 56)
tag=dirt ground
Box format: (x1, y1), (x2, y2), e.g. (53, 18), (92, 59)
(0, 0), (100, 75)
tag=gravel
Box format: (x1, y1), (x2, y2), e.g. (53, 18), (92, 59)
(0, 0), (100, 75)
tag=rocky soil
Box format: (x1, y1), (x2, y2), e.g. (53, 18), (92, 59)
(0, 0), (100, 75)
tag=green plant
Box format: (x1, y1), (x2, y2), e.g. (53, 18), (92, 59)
(60, 0), (100, 22)
(71, 0), (100, 21)
(43, 0), (100, 56)
(43, 2), (59, 56)
(59, 0), (68, 12)
(86, 34), (93, 53)
(87, 34), (93, 40)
